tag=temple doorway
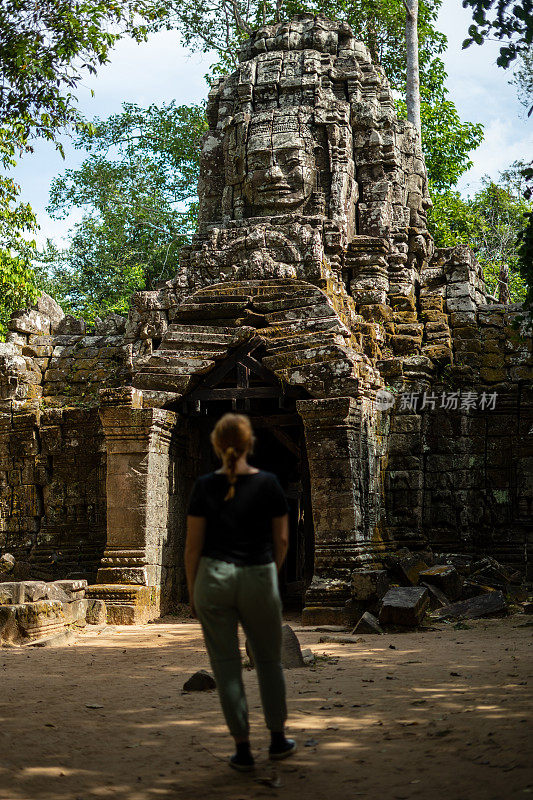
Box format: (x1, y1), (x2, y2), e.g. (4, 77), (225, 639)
(176, 337), (315, 608)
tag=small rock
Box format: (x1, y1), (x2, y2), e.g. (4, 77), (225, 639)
(313, 625), (347, 633)
(318, 635), (363, 644)
(0, 554), (15, 574)
(379, 587), (429, 627)
(352, 611), (384, 635)
(26, 629), (76, 648)
(183, 669), (216, 691)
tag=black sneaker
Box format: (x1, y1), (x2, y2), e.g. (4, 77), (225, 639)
(229, 753), (255, 772)
(269, 738), (297, 760)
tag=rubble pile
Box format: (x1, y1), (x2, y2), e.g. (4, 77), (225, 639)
(348, 548), (528, 632)
(0, 565), (106, 646)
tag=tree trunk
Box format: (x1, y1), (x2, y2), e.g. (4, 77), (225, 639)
(498, 263), (510, 304)
(404, 0), (421, 141)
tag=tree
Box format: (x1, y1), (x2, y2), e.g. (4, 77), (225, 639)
(0, 0), (180, 337)
(0, 124), (39, 338)
(462, 0), (533, 68)
(429, 165), (531, 304)
(403, 0), (422, 138)
(510, 49), (533, 115)
(39, 102), (207, 321)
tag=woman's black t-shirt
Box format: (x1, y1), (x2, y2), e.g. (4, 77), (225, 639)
(187, 470), (289, 565)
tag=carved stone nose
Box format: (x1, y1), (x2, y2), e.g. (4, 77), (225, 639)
(265, 164), (284, 180)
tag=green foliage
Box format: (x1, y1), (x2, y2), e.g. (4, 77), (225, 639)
(510, 49), (533, 113)
(429, 164), (532, 304)
(396, 58), (484, 191)
(166, 0), (447, 84)
(517, 162), (533, 312)
(462, 0), (533, 67)
(0, 0), (172, 149)
(0, 0), (177, 336)
(0, 125), (39, 339)
(40, 102), (207, 321)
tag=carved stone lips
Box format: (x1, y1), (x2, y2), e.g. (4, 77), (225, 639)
(258, 183), (292, 194)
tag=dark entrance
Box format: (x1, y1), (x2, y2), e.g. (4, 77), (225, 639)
(176, 337), (315, 607)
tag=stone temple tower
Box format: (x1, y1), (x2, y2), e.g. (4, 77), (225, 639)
(1, 15), (531, 625)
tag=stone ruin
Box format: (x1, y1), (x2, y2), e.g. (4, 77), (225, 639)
(0, 14), (531, 635)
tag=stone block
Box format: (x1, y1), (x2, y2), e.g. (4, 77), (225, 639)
(247, 624), (305, 669)
(379, 587), (429, 627)
(0, 582), (25, 604)
(351, 570), (389, 602)
(62, 599), (88, 624)
(386, 551), (428, 585)
(418, 565), (463, 600)
(53, 579), (88, 599)
(352, 611), (384, 634)
(14, 600), (66, 640)
(86, 599), (107, 625)
(432, 591), (507, 621)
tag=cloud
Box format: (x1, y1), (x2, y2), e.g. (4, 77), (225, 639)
(457, 118), (533, 194)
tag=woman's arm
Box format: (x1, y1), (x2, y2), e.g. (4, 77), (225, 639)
(272, 513), (289, 572)
(185, 515), (206, 616)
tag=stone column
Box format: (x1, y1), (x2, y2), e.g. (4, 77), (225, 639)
(87, 387), (176, 623)
(297, 395), (390, 625)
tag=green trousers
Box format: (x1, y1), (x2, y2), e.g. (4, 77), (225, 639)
(193, 555), (287, 740)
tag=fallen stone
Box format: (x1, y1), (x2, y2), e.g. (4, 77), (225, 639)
(63, 599), (88, 625)
(351, 569), (389, 602)
(419, 566), (463, 600)
(379, 587), (430, 627)
(0, 606), (23, 645)
(14, 600), (66, 640)
(420, 582), (450, 609)
(432, 591), (508, 621)
(281, 624), (306, 668)
(183, 669), (216, 691)
(313, 625), (348, 633)
(246, 623), (306, 669)
(302, 648), (314, 664)
(318, 635), (364, 644)
(385, 549), (429, 586)
(0, 553), (15, 574)
(53, 580), (88, 599)
(42, 584), (71, 603)
(21, 582), (47, 602)
(86, 599), (107, 625)
(25, 629), (76, 648)
(352, 611), (384, 635)
(0, 582), (25, 604)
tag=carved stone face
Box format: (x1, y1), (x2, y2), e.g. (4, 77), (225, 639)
(243, 129), (316, 212)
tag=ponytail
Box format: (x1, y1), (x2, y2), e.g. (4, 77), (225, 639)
(210, 413), (255, 502)
(224, 446), (239, 500)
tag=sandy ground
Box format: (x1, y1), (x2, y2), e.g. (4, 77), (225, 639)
(0, 613), (531, 800)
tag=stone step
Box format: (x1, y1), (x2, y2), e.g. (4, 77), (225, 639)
(165, 324), (240, 336)
(266, 332), (344, 354)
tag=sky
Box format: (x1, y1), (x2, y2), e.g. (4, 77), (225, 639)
(9, 0), (533, 247)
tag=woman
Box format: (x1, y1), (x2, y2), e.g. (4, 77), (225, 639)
(185, 412), (297, 772)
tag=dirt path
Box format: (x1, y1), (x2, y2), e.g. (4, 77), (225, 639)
(0, 614), (531, 800)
